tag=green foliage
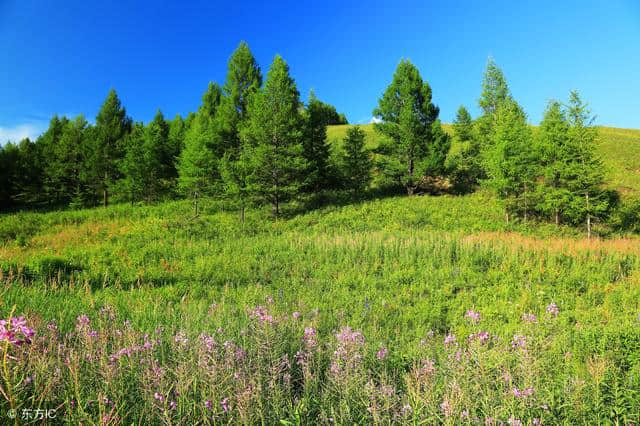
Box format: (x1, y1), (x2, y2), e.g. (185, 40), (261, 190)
(2, 193), (640, 422)
(373, 60), (442, 195)
(303, 91), (334, 191)
(177, 113), (218, 198)
(446, 106), (483, 192)
(340, 126), (371, 193)
(485, 100), (538, 221)
(240, 55), (308, 216)
(91, 89), (132, 207)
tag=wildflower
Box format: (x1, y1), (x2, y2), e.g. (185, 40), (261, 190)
(0, 316), (35, 345)
(444, 333), (456, 346)
(546, 302), (559, 317)
(465, 309), (481, 323)
(303, 327), (317, 348)
(87, 330), (98, 338)
(292, 311), (301, 319)
(440, 400), (452, 417)
(376, 347), (388, 360)
(169, 401), (177, 410)
(335, 326), (365, 345)
(47, 321), (58, 331)
(102, 397), (112, 406)
(221, 397), (229, 413)
(511, 334), (527, 349)
(205, 400), (213, 410)
(485, 418), (495, 425)
(174, 331), (189, 345)
(512, 386), (534, 398)
(508, 417), (522, 426)
(153, 392), (164, 402)
(248, 306), (274, 324)
(533, 419), (542, 425)
(522, 312), (537, 323)
(461, 409), (469, 419)
(76, 315), (90, 327)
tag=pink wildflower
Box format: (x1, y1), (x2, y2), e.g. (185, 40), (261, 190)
(376, 347), (388, 360)
(546, 302), (559, 318)
(465, 309), (481, 323)
(221, 397), (229, 413)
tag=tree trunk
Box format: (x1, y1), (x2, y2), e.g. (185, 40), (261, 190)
(586, 192), (591, 239)
(194, 191), (199, 216)
(103, 171), (109, 207)
(407, 186), (415, 196)
(241, 205), (245, 225)
(523, 183), (528, 222)
(555, 208), (559, 226)
(505, 212), (510, 223)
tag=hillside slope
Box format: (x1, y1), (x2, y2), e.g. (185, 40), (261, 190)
(328, 124), (640, 196)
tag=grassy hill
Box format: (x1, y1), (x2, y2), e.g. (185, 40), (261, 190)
(2, 125), (640, 423)
(328, 123), (640, 196)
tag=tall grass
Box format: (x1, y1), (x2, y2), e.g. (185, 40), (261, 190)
(1, 194), (640, 423)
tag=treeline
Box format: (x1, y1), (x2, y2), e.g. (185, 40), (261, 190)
(0, 42), (350, 214)
(0, 43), (618, 235)
(446, 60), (616, 237)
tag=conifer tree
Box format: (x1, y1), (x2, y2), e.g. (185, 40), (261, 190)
(177, 112), (218, 204)
(485, 100), (538, 222)
(92, 89), (131, 207)
(240, 55), (307, 216)
(373, 59), (441, 195)
(303, 90), (333, 191)
(475, 58), (513, 168)
(119, 123), (149, 203)
(446, 106), (482, 192)
(537, 101), (571, 224)
(217, 42), (264, 217)
(563, 90), (609, 237)
(341, 126), (371, 193)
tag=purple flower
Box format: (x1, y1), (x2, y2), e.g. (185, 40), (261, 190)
(221, 397), (229, 413)
(522, 313), (537, 323)
(169, 401), (177, 410)
(444, 333), (456, 346)
(87, 330), (98, 338)
(376, 347), (388, 360)
(292, 311), (301, 319)
(47, 321), (58, 331)
(205, 400), (213, 410)
(249, 306), (274, 324)
(513, 386), (534, 398)
(303, 327), (317, 348)
(335, 326), (365, 345)
(153, 392), (164, 402)
(508, 417), (522, 426)
(511, 334), (527, 349)
(465, 309), (481, 323)
(76, 315), (90, 327)
(546, 302), (559, 318)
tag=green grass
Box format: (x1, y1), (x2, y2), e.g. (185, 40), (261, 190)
(2, 124), (640, 423)
(328, 124), (640, 197)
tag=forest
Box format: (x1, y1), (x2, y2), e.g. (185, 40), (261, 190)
(0, 42), (625, 238)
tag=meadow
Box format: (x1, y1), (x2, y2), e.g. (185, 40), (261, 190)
(2, 125), (640, 424)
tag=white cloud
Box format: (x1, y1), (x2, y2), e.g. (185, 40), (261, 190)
(370, 116), (383, 124)
(0, 123), (45, 145)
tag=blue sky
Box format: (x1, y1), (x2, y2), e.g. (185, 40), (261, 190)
(1, 0), (639, 144)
